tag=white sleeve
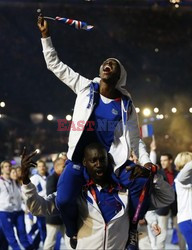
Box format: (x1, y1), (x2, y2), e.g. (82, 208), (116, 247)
(176, 161), (192, 185)
(21, 182), (59, 217)
(41, 37), (91, 94)
(128, 105), (151, 165)
(150, 150), (157, 164)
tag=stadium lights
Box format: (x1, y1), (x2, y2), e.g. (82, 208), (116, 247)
(154, 107), (159, 113)
(47, 114), (54, 121)
(170, 0), (180, 3)
(156, 114), (164, 120)
(0, 102), (5, 108)
(154, 48), (159, 53)
(143, 108), (151, 117)
(135, 107), (140, 113)
(171, 107), (177, 113)
(66, 114), (72, 121)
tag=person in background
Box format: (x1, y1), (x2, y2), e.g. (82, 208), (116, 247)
(133, 136), (161, 250)
(174, 151), (192, 250)
(149, 135), (157, 165)
(153, 153), (186, 250)
(0, 161), (33, 250)
(0, 164), (8, 250)
(138, 210), (161, 250)
(10, 167), (18, 182)
(43, 157), (66, 250)
(30, 160), (48, 249)
(16, 166), (22, 184)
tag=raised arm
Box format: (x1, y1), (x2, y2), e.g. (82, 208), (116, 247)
(20, 148), (59, 217)
(128, 104), (151, 166)
(176, 161), (192, 185)
(37, 15), (91, 94)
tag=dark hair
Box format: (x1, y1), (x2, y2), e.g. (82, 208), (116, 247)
(84, 142), (106, 156)
(160, 153), (173, 161)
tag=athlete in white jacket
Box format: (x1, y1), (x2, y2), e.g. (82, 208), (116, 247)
(37, 15), (153, 249)
(0, 161), (33, 250)
(21, 146), (174, 250)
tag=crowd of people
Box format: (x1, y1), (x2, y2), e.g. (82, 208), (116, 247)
(0, 14), (192, 250)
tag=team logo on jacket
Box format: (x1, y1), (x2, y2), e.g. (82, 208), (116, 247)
(73, 164), (81, 170)
(112, 108), (118, 115)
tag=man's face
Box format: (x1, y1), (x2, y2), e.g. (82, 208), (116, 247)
(99, 59), (121, 84)
(83, 148), (108, 183)
(37, 162), (47, 176)
(54, 158), (66, 175)
(160, 155), (172, 169)
(1, 162), (11, 175)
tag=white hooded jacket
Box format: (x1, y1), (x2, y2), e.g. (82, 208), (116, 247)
(41, 37), (151, 170)
(22, 182), (129, 250)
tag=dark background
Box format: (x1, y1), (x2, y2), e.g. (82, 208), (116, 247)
(0, 0), (192, 160)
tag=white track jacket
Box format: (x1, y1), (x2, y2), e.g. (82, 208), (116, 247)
(41, 37), (151, 171)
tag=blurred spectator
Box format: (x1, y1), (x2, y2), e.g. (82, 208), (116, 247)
(29, 160), (48, 249)
(174, 152), (192, 250)
(0, 161), (33, 249)
(10, 167), (18, 181)
(138, 210), (161, 250)
(149, 135), (157, 165)
(16, 166), (22, 184)
(153, 153), (185, 250)
(44, 158), (66, 250)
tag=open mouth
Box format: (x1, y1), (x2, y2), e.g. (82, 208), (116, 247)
(103, 65), (112, 73)
(95, 169), (104, 177)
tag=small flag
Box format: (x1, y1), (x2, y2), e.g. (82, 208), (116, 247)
(44, 16), (94, 31)
(140, 124), (154, 138)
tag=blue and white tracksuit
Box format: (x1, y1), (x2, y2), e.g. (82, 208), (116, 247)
(41, 37), (151, 237)
(175, 161), (192, 249)
(30, 174), (47, 246)
(0, 177), (32, 250)
(22, 162), (150, 250)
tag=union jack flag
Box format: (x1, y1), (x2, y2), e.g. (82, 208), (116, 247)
(44, 16), (93, 31)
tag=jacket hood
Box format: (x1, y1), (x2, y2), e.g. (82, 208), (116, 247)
(94, 58), (131, 98)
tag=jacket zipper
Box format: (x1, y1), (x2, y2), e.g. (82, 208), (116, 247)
(103, 224), (107, 250)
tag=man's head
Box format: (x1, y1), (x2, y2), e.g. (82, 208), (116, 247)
(37, 160), (47, 176)
(99, 59), (121, 86)
(54, 158), (66, 175)
(160, 153), (173, 170)
(0, 161), (12, 176)
(83, 143), (109, 184)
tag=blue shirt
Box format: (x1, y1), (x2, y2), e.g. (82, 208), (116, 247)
(72, 95), (121, 162)
(93, 94), (122, 151)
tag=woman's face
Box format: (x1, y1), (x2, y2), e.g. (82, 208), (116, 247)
(10, 168), (18, 181)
